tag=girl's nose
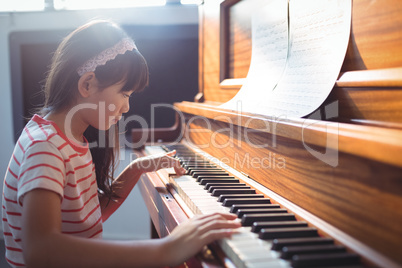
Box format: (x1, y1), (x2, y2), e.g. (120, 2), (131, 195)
(121, 99), (130, 114)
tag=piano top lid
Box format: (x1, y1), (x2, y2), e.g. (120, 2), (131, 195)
(175, 101), (402, 169)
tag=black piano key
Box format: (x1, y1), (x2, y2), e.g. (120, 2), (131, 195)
(230, 203), (280, 213)
(182, 160), (209, 164)
(179, 160), (210, 164)
(180, 156), (207, 160)
(189, 168), (222, 176)
(223, 198), (271, 207)
(259, 227), (318, 239)
(194, 171), (227, 175)
(186, 166), (218, 171)
(242, 213), (296, 226)
(180, 158), (199, 162)
(183, 162), (211, 167)
(205, 183), (246, 190)
(187, 167), (219, 173)
(174, 146), (193, 149)
(291, 252), (360, 267)
(163, 144), (185, 148)
(272, 237), (334, 251)
(199, 178), (239, 185)
(251, 221), (308, 233)
(183, 162), (204, 167)
(186, 169), (210, 176)
(197, 176), (236, 182)
(181, 159), (211, 162)
(211, 188), (256, 197)
(185, 163), (217, 166)
(192, 171), (229, 178)
(186, 165), (218, 169)
(175, 152), (197, 156)
(170, 147), (194, 151)
(313, 266), (365, 268)
(175, 152), (198, 156)
(181, 156), (209, 160)
(281, 244), (346, 260)
(207, 185), (250, 193)
(218, 194), (265, 203)
(237, 208), (287, 218)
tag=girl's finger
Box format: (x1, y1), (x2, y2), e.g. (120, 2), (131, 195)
(195, 212), (238, 223)
(174, 166), (186, 176)
(165, 150), (177, 157)
(199, 228), (237, 245)
(199, 220), (241, 236)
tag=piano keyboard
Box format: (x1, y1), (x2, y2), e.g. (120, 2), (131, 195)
(151, 144), (363, 268)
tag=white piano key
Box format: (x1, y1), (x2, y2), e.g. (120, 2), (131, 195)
(246, 259), (289, 268)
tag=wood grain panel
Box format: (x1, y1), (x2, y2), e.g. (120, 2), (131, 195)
(342, 0), (402, 71)
(229, 0), (252, 79)
(202, 0), (239, 102)
(137, 171), (186, 237)
(326, 86), (402, 123)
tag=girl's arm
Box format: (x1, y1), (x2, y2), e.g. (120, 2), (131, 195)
(99, 150), (185, 221)
(22, 188), (240, 268)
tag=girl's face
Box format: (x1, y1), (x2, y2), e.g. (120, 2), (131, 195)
(82, 80), (134, 131)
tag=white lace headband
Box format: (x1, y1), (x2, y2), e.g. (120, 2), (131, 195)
(77, 38), (137, 76)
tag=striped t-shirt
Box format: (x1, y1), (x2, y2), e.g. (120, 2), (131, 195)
(2, 115), (103, 267)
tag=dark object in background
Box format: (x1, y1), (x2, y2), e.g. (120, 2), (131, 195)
(9, 24), (198, 142)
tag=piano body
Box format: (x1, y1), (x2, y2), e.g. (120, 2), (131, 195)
(133, 0), (402, 267)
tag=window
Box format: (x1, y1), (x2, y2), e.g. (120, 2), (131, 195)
(53, 0), (166, 10)
(0, 0), (44, 12)
(0, 0), (172, 12)
(0, 0), (201, 13)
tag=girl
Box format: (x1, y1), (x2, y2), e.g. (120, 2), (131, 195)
(2, 20), (240, 268)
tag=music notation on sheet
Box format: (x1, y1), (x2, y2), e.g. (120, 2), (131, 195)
(221, 0), (352, 118)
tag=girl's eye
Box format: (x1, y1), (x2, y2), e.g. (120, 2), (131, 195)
(123, 93), (131, 98)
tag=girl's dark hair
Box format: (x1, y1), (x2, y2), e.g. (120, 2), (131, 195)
(41, 20), (149, 201)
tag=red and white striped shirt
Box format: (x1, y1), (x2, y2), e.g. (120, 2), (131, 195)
(2, 115), (103, 267)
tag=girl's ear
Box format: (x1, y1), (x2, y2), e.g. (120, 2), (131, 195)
(77, 72), (97, 98)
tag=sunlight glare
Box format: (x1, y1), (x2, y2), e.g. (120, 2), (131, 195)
(54, 0), (166, 10)
(0, 0), (44, 12)
(180, 0), (202, 4)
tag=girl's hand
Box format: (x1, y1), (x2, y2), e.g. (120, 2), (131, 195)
(162, 212), (241, 266)
(133, 150), (186, 176)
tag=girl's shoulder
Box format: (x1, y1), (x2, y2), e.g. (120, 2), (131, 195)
(18, 115), (88, 158)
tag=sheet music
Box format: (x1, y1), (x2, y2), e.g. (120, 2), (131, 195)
(223, 0), (288, 107)
(221, 0), (352, 118)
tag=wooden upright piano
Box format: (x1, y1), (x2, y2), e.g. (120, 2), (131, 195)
(133, 0), (402, 267)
